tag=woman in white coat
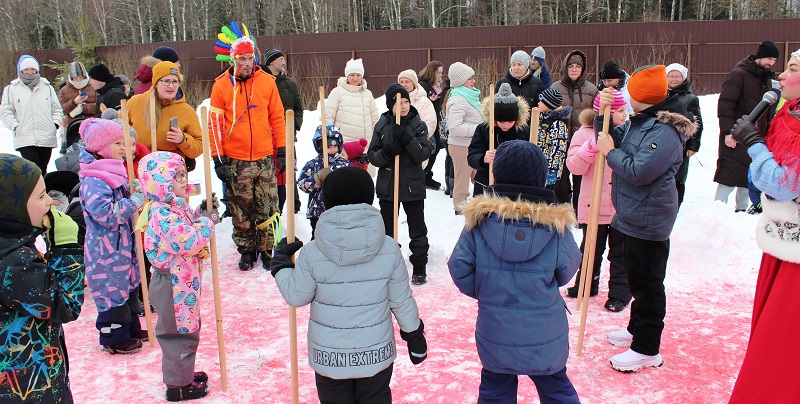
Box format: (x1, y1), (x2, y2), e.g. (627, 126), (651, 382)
(0, 55), (62, 173)
(445, 62), (482, 214)
(325, 59), (380, 145)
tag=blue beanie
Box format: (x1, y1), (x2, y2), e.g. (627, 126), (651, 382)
(492, 140), (547, 188)
(152, 46), (179, 63)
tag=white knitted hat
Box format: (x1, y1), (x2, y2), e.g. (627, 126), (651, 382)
(345, 59), (365, 76)
(448, 62), (475, 88)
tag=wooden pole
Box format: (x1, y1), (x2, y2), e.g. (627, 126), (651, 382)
(319, 86), (328, 169)
(488, 84), (495, 186)
(285, 110), (300, 404)
(200, 107), (229, 390)
(575, 104), (611, 356)
(119, 99), (154, 347)
(393, 94), (401, 241)
(530, 108), (540, 146)
(148, 92), (158, 152)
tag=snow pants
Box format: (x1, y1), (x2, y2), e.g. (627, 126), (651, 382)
(478, 367), (579, 404)
(579, 224), (630, 302)
(96, 289), (142, 346)
(378, 199), (429, 276)
(226, 156), (279, 254)
(315, 364), (393, 404)
(624, 235), (669, 356)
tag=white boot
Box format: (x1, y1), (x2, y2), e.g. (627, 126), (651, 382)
(610, 349), (663, 372)
(608, 329), (633, 346)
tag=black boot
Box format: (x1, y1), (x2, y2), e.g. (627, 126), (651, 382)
(425, 177), (442, 190)
(166, 381), (209, 401)
(566, 273), (599, 298)
(238, 252), (257, 271)
(259, 251), (272, 270)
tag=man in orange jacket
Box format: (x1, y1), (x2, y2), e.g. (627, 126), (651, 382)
(209, 36), (286, 271)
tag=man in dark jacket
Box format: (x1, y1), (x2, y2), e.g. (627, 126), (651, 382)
(262, 49), (304, 214)
(496, 50), (544, 122)
(667, 63), (703, 207)
(88, 64), (127, 116)
(715, 40), (778, 212)
(367, 84), (431, 285)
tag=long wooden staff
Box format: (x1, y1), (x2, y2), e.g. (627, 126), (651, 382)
(319, 86), (328, 169)
(148, 92), (158, 152)
(576, 103), (612, 356)
(119, 99), (154, 347)
(284, 110), (300, 404)
(393, 94), (401, 240)
(488, 84), (495, 186)
(530, 107), (540, 145)
(200, 106), (229, 390)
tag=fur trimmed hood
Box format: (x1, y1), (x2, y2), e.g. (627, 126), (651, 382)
(656, 110), (698, 139)
(140, 55), (161, 68)
(462, 194), (576, 234)
(480, 96), (531, 130)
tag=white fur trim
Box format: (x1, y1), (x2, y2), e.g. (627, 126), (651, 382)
(755, 197), (800, 263)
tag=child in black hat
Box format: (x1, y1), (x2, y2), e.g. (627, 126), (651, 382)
(367, 83), (432, 285)
(537, 88), (573, 199)
(468, 82), (531, 196)
(449, 140), (581, 403)
(271, 166), (428, 403)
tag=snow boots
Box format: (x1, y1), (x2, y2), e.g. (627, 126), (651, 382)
(238, 252), (257, 271)
(566, 272), (599, 298)
(260, 250), (272, 270)
(102, 339), (142, 355)
(166, 381), (209, 401)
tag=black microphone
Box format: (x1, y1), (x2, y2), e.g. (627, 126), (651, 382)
(748, 91), (779, 122)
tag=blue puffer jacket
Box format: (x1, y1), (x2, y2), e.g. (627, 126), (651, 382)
(448, 184), (581, 375)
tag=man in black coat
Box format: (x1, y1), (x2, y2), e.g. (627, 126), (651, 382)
(496, 50), (544, 123)
(88, 64), (127, 116)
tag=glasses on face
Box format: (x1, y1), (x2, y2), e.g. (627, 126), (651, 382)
(159, 79), (180, 87)
(174, 171), (188, 182)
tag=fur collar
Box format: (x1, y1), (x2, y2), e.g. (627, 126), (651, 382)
(462, 194), (576, 234)
(480, 96), (531, 130)
(656, 110), (698, 138)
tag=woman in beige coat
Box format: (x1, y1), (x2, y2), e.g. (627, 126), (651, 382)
(445, 62), (482, 214)
(397, 69), (437, 136)
(325, 59), (380, 145)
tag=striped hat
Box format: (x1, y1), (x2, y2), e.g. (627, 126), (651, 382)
(69, 62), (88, 80)
(263, 49), (284, 66)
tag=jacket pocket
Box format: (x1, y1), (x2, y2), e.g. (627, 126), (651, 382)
(615, 184), (651, 229)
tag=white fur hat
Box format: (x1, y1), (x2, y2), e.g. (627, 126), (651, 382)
(345, 59), (365, 76)
(448, 62), (475, 88)
(666, 63), (688, 80)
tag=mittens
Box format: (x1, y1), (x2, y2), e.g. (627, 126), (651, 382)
(43, 206), (79, 248)
(314, 167), (333, 185)
(213, 156), (231, 183)
(400, 319), (428, 365)
(198, 192), (220, 213)
(270, 237), (304, 277)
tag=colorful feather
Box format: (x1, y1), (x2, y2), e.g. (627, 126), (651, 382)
(230, 22), (243, 37)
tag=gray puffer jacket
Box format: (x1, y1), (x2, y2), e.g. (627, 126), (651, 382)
(274, 203), (422, 379)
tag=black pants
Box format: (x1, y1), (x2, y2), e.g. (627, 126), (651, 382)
(378, 199), (428, 275)
(424, 128), (442, 181)
(315, 364), (393, 404)
(579, 224), (629, 302)
(624, 234), (669, 356)
(676, 182), (685, 208)
(310, 217), (319, 240)
(553, 170), (572, 205)
(18, 146), (52, 174)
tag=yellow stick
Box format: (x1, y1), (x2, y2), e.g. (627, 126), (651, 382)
(149, 92), (158, 152)
(576, 104), (611, 356)
(393, 94), (401, 241)
(200, 107), (229, 390)
(285, 110), (300, 404)
(530, 107), (540, 145)
(319, 86), (328, 169)
(488, 84), (495, 186)
(119, 99), (154, 347)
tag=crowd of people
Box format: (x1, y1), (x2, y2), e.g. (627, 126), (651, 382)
(1, 33), (797, 403)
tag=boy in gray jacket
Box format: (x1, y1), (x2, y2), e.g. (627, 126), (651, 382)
(271, 166), (427, 403)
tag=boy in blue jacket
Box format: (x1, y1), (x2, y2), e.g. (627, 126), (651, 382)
(448, 140), (581, 403)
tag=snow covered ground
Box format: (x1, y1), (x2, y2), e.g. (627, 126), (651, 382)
(1, 94), (763, 403)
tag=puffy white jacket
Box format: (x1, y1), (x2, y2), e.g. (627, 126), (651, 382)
(1, 78), (62, 149)
(409, 86), (437, 137)
(325, 77), (380, 144)
(274, 203), (422, 379)
(446, 95), (483, 147)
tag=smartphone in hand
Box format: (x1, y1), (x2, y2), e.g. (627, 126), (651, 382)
(80, 91), (87, 97)
(169, 117), (178, 129)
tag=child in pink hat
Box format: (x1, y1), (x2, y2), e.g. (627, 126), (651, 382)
(342, 138), (369, 170)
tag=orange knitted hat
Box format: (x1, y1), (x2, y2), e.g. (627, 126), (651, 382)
(627, 64), (668, 105)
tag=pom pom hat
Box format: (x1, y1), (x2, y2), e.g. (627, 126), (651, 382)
(345, 59), (365, 77)
(494, 83), (519, 122)
(343, 138), (368, 159)
(80, 118), (125, 159)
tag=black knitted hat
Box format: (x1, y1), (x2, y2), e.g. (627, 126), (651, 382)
(385, 83), (410, 112)
(492, 140), (547, 188)
(322, 166), (375, 209)
(263, 49), (284, 66)
(756, 40), (779, 60)
(494, 83), (519, 122)
(600, 60), (625, 80)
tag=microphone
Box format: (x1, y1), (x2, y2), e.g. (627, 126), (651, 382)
(748, 91), (779, 122)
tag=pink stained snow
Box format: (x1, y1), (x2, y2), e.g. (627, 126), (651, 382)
(0, 94), (762, 403)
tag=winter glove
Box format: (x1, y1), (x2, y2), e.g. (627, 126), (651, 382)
(276, 147), (287, 173)
(392, 124), (406, 142)
(384, 140), (404, 157)
(200, 208), (221, 225)
(400, 319), (428, 365)
(43, 206), (79, 248)
(270, 237), (304, 277)
(399, 131), (414, 146)
(313, 167), (333, 185)
(129, 180), (145, 209)
(731, 115), (764, 148)
(197, 192), (220, 213)
(577, 139), (598, 163)
(213, 156), (231, 183)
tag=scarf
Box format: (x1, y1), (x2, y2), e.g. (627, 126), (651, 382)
(79, 158), (129, 189)
(765, 98), (800, 193)
(19, 73), (40, 89)
(69, 77), (89, 89)
(451, 86), (481, 112)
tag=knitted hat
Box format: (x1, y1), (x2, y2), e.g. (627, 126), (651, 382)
(118, 74), (132, 87)
(492, 140), (547, 188)
(343, 138), (368, 159)
(0, 154), (43, 226)
(385, 83), (410, 112)
(448, 62), (475, 88)
(101, 109), (138, 140)
(17, 55), (39, 72)
(665, 63), (688, 80)
(600, 60), (625, 80)
(397, 69), (419, 89)
(494, 83), (519, 122)
(593, 88), (627, 113)
(152, 46), (180, 63)
(345, 59), (365, 76)
(80, 118), (125, 159)
(322, 166), (375, 209)
(88, 64), (113, 83)
(756, 40), (779, 60)
(263, 49), (284, 66)
(531, 46), (546, 62)
(539, 88), (563, 110)
(567, 53), (584, 68)
(69, 61), (88, 79)
(628, 64), (668, 105)
(151, 61), (182, 85)
(510, 50), (530, 66)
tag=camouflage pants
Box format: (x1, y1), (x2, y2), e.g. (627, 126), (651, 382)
(226, 156), (279, 254)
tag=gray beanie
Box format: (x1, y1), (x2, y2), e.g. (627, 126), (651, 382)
(448, 62), (475, 88)
(531, 47), (546, 61)
(510, 50), (530, 67)
(494, 83), (519, 122)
